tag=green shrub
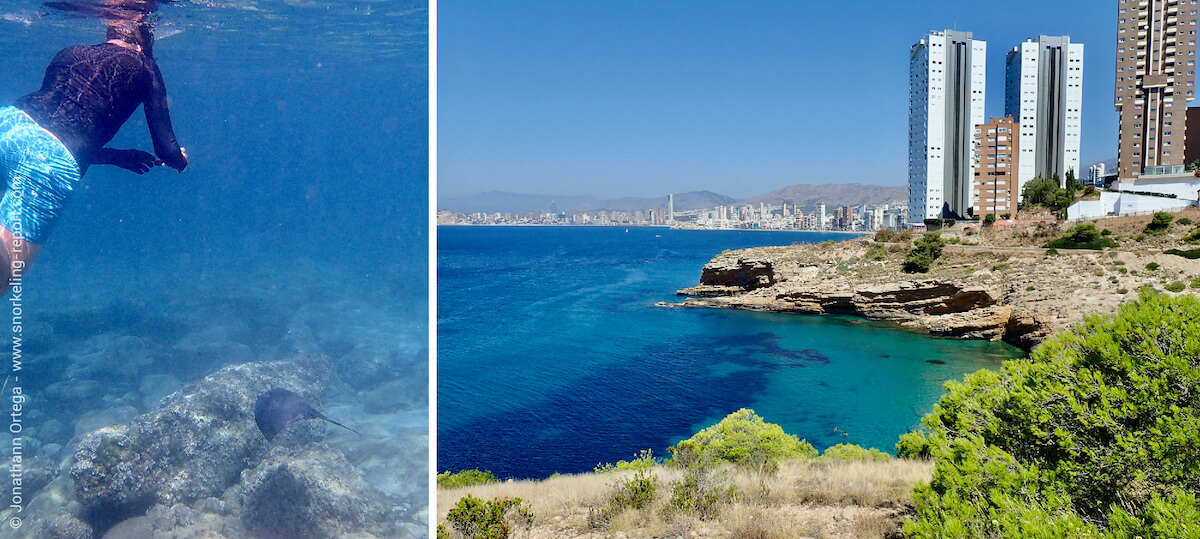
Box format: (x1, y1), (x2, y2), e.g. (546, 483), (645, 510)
(595, 449), (658, 473)
(1166, 281), (1186, 293)
(874, 228), (895, 243)
(984, 213), (997, 224)
(1118, 288), (1129, 294)
(1144, 211), (1174, 235)
(1101, 228), (1113, 236)
(904, 232), (948, 274)
(664, 464), (737, 520)
(1193, 277), (1200, 289)
(903, 292), (1200, 536)
(1179, 218), (1194, 226)
(819, 443), (890, 463)
(669, 409), (816, 474)
(438, 470), (500, 489)
(1044, 223), (1119, 250)
(1000, 213), (1012, 219)
(443, 495), (534, 539)
(1026, 286), (1035, 291)
(1045, 248), (1059, 256)
(865, 243), (886, 261)
(1184, 227), (1200, 244)
(588, 468), (660, 528)
(1147, 262), (1161, 271)
(1166, 248), (1200, 259)
(1106, 490), (1200, 539)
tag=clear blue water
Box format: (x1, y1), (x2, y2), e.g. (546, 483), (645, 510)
(438, 226), (1023, 479)
(0, 3), (427, 536)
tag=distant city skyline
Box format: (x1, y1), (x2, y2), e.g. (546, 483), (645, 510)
(441, 1), (1114, 200)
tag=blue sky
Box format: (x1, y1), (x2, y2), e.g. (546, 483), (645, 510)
(439, 1), (1117, 200)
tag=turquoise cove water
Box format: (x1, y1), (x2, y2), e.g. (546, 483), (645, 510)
(438, 226), (1023, 479)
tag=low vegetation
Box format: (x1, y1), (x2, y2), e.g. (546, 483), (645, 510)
(438, 494), (533, 539)
(438, 469), (500, 489)
(1043, 222), (1118, 250)
(903, 232), (947, 273)
(438, 410), (929, 538)
(1144, 211), (1174, 235)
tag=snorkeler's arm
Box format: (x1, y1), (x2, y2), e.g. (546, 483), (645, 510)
(144, 59), (187, 171)
(91, 148), (158, 174)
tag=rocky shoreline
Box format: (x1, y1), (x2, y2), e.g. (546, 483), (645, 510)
(665, 215), (1200, 349)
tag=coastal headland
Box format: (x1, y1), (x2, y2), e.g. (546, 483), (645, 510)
(667, 211), (1200, 350)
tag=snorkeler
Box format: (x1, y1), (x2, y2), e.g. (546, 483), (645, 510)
(0, 2), (185, 294)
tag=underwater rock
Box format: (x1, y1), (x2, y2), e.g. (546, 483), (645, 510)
(24, 514), (93, 539)
(362, 375), (426, 415)
(73, 405), (139, 438)
(238, 444), (391, 539)
(71, 350), (332, 532)
(66, 334), (154, 383)
(339, 424), (428, 525)
(37, 418), (71, 445)
(101, 502), (241, 539)
(44, 379), (106, 406)
(138, 374), (183, 410)
(335, 345), (404, 390)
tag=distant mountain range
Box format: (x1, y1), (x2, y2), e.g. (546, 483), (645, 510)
(439, 183), (907, 215)
(438, 190), (737, 215)
(738, 183), (907, 211)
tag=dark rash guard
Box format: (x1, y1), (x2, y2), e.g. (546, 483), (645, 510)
(14, 42), (185, 171)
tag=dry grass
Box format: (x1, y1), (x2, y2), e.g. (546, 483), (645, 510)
(437, 458), (932, 539)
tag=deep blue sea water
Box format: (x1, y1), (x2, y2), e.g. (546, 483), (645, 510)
(438, 226), (1024, 479)
(0, 3), (427, 537)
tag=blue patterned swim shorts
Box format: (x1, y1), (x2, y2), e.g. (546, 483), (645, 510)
(0, 105), (80, 244)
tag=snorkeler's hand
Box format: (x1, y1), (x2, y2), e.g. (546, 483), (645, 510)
(158, 147), (187, 172)
(108, 149), (158, 174)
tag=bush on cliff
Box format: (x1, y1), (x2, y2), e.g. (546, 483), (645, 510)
(900, 291), (1200, 538)
(1144, 211), (1174, 235)
(438, 469), (500, 489)
(903, 232), (947, 273)
(1043, 222), (1118, 250)
(1183, 225), (1200, 244)
(440, 494), (534, 539)
(669, 408), (817, 475)
(818, 443), (891, 464)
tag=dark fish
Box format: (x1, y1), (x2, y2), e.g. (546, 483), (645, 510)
(254, 388), (360, 441)
(925, 359), (946, 365)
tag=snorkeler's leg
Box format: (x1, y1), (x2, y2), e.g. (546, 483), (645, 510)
(0, 225), (40, 296)
(0, 107), (79, 295)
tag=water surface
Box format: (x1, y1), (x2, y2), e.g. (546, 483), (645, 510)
(438, 226), (1020, 479)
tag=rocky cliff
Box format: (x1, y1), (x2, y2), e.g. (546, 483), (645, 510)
(669, 228), (1200, 349)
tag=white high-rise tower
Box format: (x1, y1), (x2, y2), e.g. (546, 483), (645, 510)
(909, 30), (987, 224)
(1005, 35), (1084, 193)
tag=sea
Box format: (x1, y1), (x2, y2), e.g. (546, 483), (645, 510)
(438, 225), (1024, 480)
(0, 2), (427, 538)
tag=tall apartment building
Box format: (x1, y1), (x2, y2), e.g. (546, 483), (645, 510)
(972, 116), (1019, 216)
(909, 30), (987, 224)
(1005, 36), (1084, 192)
(1088, 162), (1107, 185)
(1115, 0), (1200, 179)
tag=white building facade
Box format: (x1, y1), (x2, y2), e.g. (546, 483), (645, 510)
(1005, 35), (1084, 193)
(909, 30), (987, 224)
